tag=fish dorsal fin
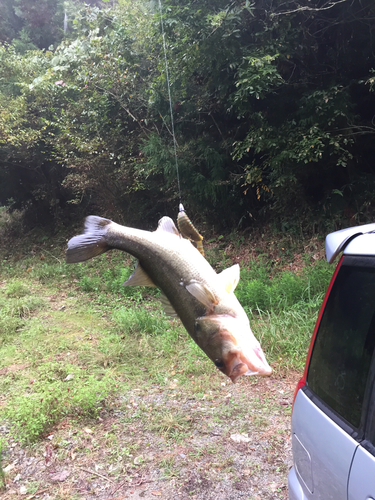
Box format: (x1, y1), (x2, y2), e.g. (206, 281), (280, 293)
(160, 292), (178, 317)
(156, 216), (180, 236)
(123, 263), (156, 287)
(186, 281), (218, 310)
(218, 264), (240, 293)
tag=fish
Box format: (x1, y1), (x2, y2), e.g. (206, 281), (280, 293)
(66, 216), (272, 382)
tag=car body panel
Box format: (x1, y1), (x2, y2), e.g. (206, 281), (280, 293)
(343, 233), (375, 259)
(288, 466), (309, 500)
(291, 389), (358, 500)
(325, 224), (375, 263)
(348, 446), (375, 500)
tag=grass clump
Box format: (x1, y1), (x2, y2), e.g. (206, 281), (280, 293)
(5, 280), (30, 298)
(237, 260), (332, 311)
(252, 305), (319, 371)
(148, 410), (193, 438)
(4, 363), (116, 443)
(0, 436), (5, 490)
(113, 307), (171, 337)
(0, 313), (23, 340)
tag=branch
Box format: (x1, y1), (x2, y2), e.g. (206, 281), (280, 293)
(92, 84), (151, 136)
(209, 112), (224, 140)
(333, 124), (375, 136)
(271, 0), (349, 17)
(159, 113), (179, 147)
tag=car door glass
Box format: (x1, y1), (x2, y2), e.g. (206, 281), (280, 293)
(307, 258), (375, 429)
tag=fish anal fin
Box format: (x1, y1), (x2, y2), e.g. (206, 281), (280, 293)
(156, 217), (180, 236)
(160, 292), (178, 317)
(186, 281), (218, 311)
(123, 263), (156, 287)
(218, 264), (240, 293)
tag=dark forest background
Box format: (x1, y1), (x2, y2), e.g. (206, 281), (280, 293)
(1, 0), (375, 234)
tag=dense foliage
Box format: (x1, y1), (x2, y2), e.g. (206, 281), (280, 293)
(1, 0), (374, 231)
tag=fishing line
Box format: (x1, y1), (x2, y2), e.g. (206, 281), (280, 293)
(157, 0), (203, 255)
(157, 0), (181, 203)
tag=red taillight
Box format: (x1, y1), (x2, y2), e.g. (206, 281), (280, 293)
(291, 255), (344, 410)
(292, 376), (306, 408)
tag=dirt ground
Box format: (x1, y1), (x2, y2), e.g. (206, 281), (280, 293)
(1, 372), (299, 500)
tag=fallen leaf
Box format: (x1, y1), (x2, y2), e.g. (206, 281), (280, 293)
(151, 491), (162, 496)
(84, 427), (93, 434)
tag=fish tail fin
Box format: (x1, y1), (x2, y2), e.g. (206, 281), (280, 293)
(66, 216), (112, 263)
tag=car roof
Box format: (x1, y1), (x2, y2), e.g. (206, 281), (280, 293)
(325, 223), (375, 263)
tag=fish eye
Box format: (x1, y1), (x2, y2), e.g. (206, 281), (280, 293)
(214, 359), (225, 369)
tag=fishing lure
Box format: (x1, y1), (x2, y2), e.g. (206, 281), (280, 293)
(177, 203), (205, 257)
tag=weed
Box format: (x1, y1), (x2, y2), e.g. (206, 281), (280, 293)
(5, 280), (30, 298)
(0, 437), (5, 491)
(4, 365), (116, 443)
(30, 263), (63, 283)
(0, 313), (23, 340)
(236, 259), (332, 312)
(148, 411), (192, 438)
(251, 305), (318, 370)
(159, 455), (178, 477)
(113, 307), (170, 337)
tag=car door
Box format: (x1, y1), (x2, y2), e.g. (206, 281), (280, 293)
(348, 444), (375, 500)
(293, 256), (375, 499)
(348, 366), (375, 500)
(292, 388), (359, 500)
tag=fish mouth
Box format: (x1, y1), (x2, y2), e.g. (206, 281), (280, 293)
(227, 348), (272, 382)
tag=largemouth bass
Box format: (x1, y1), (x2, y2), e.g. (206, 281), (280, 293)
(66, 216), (272, 382)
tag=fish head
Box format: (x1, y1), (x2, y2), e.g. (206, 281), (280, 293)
(194, 315), (272, 382)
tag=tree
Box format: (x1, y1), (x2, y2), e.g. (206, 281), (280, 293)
(1, 0), (375, 231)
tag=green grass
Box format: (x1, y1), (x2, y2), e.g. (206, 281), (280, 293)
(5, 365), (116, 443)
(0, 230), (334, 444)
(236, 259), (332, 311)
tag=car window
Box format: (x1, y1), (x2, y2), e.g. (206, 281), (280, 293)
(307, 257), (375, 429)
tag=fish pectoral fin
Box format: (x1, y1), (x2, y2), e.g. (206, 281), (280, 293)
(123, 263), (156, 287)
(160, 293), (178, 317)
(155, 216), (180, 236)
(186, 281), (218, 311)
(217, 264), (240, 293)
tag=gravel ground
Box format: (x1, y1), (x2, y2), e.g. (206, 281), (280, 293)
(0, 373), (298, 500)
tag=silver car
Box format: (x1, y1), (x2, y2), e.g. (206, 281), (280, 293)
(289, 223), (375, 500)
